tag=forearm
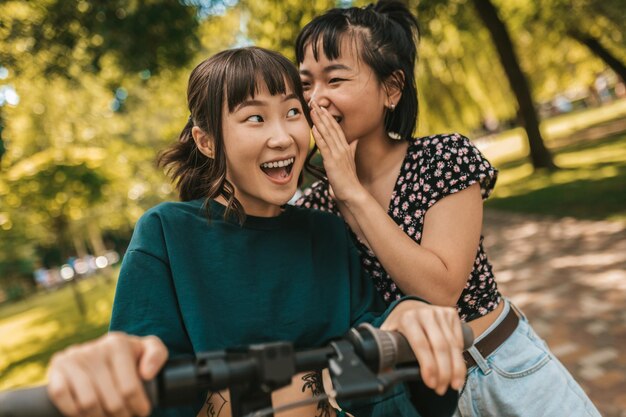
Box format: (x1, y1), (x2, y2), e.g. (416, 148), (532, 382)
(345, 191), (466, 306)
(334, 198), (370, 247)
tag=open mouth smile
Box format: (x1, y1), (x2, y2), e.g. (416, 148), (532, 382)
(260, 157), (295, 184)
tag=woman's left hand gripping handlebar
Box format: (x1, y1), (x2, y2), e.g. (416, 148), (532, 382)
(47, 333), (168, 417)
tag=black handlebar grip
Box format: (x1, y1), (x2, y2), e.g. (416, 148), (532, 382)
(0, 381), (159, 417)
(0, 386), (63, 417)
(357, 322), (474, 372)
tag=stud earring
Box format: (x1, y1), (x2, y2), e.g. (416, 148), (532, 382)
(388, 131), (402, 141)
(387, 103), (400, 140)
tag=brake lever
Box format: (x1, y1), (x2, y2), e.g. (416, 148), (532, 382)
(328, 339), (386, 400)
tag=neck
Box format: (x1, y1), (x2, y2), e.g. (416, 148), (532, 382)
(354, 128), (409, 185)
(214, 195), (282, 218)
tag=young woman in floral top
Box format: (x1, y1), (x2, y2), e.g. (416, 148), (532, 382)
(295, 1), (600, 416)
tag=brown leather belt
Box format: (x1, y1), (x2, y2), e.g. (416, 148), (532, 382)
(463, 307), (520, 369)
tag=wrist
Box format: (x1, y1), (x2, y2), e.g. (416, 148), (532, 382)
(342, 185), (371, 210)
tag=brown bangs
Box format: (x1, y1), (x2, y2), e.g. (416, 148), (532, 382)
(223, 48), (305, 113)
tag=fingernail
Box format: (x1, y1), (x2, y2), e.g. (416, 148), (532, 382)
(453, 378), (464, 390)
(144, 361), (158, 378)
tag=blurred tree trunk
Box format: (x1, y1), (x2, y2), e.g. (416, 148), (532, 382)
(470, 0), (556, 170)
(72, 234), (88, 259)
(0, 113), (5, 164)
(0, 137), (4, 163)
(88, 222), (114, 283)
(88, 223), (107, 256)
(570, 31), (626, 83)
(54, 215), (86, 317)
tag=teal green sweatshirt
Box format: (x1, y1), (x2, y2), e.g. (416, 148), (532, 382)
(110, 199), (423, 417)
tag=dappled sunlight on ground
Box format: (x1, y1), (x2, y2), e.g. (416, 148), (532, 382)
(484, 210), (626, 416)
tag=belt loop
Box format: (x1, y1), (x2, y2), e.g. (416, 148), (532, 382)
(507, 298), (527, 321)
(465, 345), (492, 375)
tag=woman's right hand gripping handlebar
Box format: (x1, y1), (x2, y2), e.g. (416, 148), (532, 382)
(46, 333), (168, 417)
(381, 300), (467, 396)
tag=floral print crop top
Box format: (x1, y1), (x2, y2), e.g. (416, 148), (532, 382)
(296, 133), (501, 322)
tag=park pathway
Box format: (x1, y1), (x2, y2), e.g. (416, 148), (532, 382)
(482, 209), (626, 416)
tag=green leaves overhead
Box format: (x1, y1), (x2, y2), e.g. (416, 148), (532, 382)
(241, 0), (336, 60)
(1, 0), (201, 80)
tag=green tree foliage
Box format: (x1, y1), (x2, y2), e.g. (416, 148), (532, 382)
(0, 1), (243, 289)
(532, 0), (626, 83)
(488, 0), (615, 102)
(0, 0), (201, 80)
(240, 0), (336, 60)
(7, 159), (108, 256)
(411, 0), (518, 134)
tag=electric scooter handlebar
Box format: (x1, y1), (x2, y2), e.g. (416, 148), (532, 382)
(0, 323), (474, 417)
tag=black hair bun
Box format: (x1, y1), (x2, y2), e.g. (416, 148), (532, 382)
(373, 0), (420, 41)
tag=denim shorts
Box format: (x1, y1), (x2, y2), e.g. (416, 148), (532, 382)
(454, 299), (601, 417)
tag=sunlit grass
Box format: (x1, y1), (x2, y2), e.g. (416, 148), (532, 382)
(478, 98), (626, 165)
(485, 133), (626, 222)
(474, 99), (626, 222)
(0, 271), (118, 389)
(542, 99), (626, 140)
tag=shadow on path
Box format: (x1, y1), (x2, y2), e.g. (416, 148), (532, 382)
(484, 210), (626, 417)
